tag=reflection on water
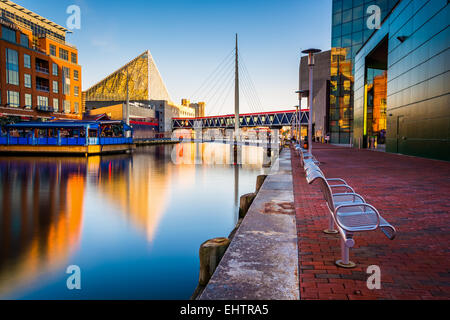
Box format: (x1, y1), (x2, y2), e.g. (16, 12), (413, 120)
(0, 143), (274, 299)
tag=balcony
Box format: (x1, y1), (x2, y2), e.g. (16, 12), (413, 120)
(36, 84), (50, 92)
(37, 105), (54, 112)
(35, 65), (49, 74)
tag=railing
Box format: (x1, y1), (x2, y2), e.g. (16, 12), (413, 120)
(99, 137), (133, 145)
(0, 136), (133, 146)
(36, 66), (49, 74)
(37, 105), (54, 112)
(36, 85), (50, 92)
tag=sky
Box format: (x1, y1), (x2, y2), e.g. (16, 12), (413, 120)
(16, 0), (332, 114)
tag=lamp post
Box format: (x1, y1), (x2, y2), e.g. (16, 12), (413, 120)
(295, 90), (308, 146)
(301, 48), (321, 155)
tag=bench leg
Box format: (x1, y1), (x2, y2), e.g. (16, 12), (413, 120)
(323, 215), (338, 234)
(335, 238), (356, 268)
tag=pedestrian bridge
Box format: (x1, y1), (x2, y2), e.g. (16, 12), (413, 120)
(172, 110), (309, 130)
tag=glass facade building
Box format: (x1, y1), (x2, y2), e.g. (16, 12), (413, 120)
(330, 0), (400, 144)
(353, 0), (449, 161)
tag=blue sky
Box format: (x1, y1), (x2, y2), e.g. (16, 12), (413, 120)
(16, 0), (332, 114)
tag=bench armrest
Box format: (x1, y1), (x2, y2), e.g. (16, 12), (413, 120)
(329, 184), (355, 193)
(332, 193), (366, 203)
(326, 178), (349, 185)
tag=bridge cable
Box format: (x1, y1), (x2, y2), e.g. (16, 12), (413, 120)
(190, 48), (235, 102)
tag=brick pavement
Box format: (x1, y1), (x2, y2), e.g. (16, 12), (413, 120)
(291, 143), (450, 300)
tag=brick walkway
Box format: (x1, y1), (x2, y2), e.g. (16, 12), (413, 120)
(291, 143), (450, 300)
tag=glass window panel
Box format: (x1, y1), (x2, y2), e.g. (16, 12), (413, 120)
(333, 12), (342, 26)
(20, 33), (29, 47)
(342, 22), (352, 35)
(353, 18), (364, 33)
(2, 26), (16, 43)
(353, 31), (363, 45)
(24, 54), (31, 68)
(353, 5), (364, 20)
(342, 9), (352, 23)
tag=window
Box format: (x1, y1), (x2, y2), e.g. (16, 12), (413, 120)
(74, 70), (79, 81)
(74, 86), (79, 97)
(24, 74), (32, 88)
(50, 44), (56, 56)
(62, 67), (70, 95)
(6, 48), (19, 85)
(74, 102), (79, 114)
(37, 96), (48, 107)
(20, 33), (29, 47)
(7, 91), (20, 107)
(53, 98), (59, 112)
(24, 54), (31, 68)
(53, 80), (59, 93)
(2, 26), (16, 43)
(25, 94), (32, 109)
(63, 100), (71, 113)
(71, 52), (77, 64)
(52, 63), (58, 76)
(59, 48), (69, 61)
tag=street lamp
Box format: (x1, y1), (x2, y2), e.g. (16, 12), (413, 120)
(301, 48), (321, 155)
(295, 89), (308, 145)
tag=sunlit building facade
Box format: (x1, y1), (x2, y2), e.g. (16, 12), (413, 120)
(84, 51), (198, 134)
(354, 0), (449, 160)
(330, 0), (400, 144)
(0, 0), (82, 124)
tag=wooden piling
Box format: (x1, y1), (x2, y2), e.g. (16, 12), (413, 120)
(198, 238), (231, 286)
(239, 193), (256, 219)
(255, 175), (267, 193)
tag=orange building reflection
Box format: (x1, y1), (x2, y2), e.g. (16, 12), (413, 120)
(0, 157), (85, 297)
(89, 149), (172, 242)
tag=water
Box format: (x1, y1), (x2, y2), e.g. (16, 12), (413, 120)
(0, 142), (274, 299)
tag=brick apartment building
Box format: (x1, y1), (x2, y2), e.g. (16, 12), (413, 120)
(0, 0), (82, 124)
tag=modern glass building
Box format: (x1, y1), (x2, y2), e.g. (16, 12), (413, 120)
(330, 0), (400, 144)
(353, 0), (449, 161)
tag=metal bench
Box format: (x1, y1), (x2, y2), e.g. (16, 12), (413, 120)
(306, 170), (396, 268)
(305, 163), (356, 196)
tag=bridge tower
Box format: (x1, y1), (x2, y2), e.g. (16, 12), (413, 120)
(234, 34), (240, 138)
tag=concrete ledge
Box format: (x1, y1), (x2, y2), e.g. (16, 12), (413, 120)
(199, 149), (299, 300)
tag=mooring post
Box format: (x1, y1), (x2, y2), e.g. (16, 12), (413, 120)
(198, 238), (231, 286)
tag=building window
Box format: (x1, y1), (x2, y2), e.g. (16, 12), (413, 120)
(74, 86), (79, 97)
(24, 74), (32, 88)
(74, 70), (79, 81)
(74, 102), (79, 114)
(63, 100), (71, 113)
(25, 94), (32, 109)
(50, 44), (56, 56)
(52, 63), (58, 76)
(62, 67), (70, 95)
(59, 48), (69, 61)
(37, 96), (49, 107)
(53, 80), (59, 93)
(20, 33), (29, 47)
(24, 54), (31, 68)
(7, 91), (20, 107)
(53, 98), (59, 112)
(2, 26), (16, 43)
(6, 48), (19, 86)
(71, 52), (77, 64)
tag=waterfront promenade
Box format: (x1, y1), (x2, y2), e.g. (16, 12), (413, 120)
(292, 143), (450, 300)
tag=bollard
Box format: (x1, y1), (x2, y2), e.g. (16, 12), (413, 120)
(255, 175), (267, 193)
(198, 238), (231, 286)
(239, 193), (256, 219)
